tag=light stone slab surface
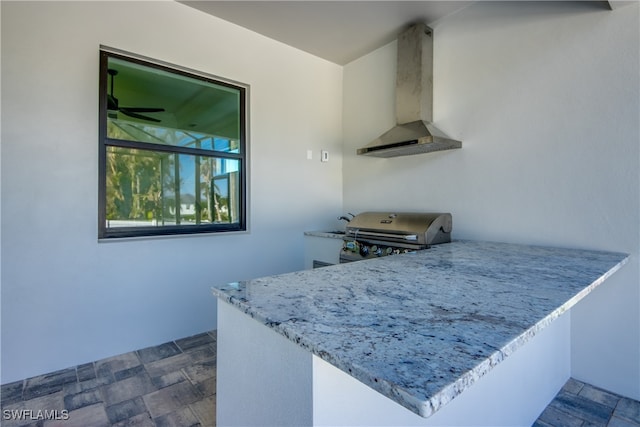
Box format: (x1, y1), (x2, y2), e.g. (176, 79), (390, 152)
(303, 230), (346, 240)
(211, 240), (628, 418)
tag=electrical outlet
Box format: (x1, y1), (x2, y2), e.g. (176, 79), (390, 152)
(321, 150), (329, 162)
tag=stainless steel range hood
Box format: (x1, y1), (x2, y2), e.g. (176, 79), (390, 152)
(357, 24), (461, 158)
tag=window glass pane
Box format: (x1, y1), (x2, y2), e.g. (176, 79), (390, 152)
(199, 157), (240, 224)
(105, 147), (240, 230)
(100, 51), (246, 238)
(106, 57), (241, 152)
(105, 146), (170, 228)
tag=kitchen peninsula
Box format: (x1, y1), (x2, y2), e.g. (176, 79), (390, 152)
(211, 240), (628, 426)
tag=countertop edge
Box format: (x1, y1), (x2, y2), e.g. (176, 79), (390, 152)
(304, 230), (346, 239)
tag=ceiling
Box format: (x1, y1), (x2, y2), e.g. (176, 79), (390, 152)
(108, 1), (618, 134)
(180, 1), (475, 65)
(179, 1), (616, 65)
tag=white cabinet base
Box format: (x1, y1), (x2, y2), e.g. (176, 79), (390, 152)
(217, 300), (570, 427)
(303, 234), (344, 269)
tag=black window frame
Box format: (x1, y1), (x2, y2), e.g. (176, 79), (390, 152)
(98, 49), (248, 239)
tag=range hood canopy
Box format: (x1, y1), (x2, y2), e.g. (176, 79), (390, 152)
(357, 23), (461, 158)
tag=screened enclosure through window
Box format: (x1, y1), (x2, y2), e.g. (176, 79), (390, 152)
(98, 50), (247, 238)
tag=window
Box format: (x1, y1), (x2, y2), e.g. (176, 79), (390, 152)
(98, 50), (247, 238)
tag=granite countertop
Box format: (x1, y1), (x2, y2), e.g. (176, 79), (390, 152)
(211, 240), (628, 418)
(304, 230), (346, 239)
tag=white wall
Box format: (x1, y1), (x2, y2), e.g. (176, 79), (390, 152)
(0, 1), (343, 383)
(343, 2), (639, 399)
(217, 302), (313, 427)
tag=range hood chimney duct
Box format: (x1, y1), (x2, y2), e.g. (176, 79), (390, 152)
(357, 24), (461, 158)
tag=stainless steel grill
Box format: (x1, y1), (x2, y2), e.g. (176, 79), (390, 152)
(340, 212), (452, 263)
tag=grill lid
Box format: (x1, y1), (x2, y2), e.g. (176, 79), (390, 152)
(345, 212), (452, 246)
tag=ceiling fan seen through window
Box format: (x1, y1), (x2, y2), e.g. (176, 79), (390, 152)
(107, 68), (165, 123)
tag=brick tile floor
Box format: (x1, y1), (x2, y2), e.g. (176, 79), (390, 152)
(534, 378), (640, 427)
(2, 330), (639, 427)
(1, 331), (216, 427)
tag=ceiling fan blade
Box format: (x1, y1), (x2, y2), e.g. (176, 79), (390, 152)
(107, 94), (119, 111)
(121, 107), (165, 113)
(120, 109), (162, 123)
(107, 69), (164, 123)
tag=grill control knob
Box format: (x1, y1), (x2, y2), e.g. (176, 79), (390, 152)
(372, 246), (382, 256)
(385, 247), (393, 255)
(360, 245), (370, 257)
(344, 241), (359, 253)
